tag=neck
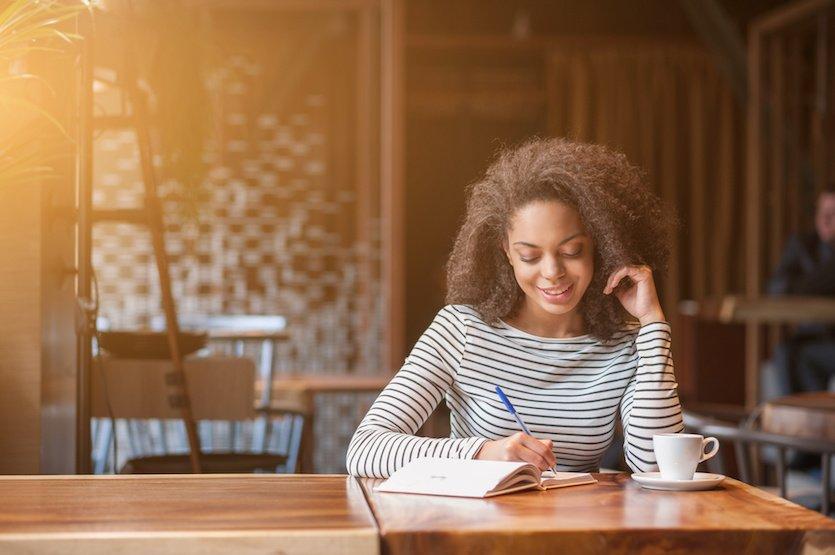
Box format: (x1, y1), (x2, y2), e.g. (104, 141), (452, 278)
(506, 299), (586, 338)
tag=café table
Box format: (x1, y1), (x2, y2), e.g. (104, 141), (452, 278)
(710, 295), (835, 408)
(359, 472), (835, 553)
(0, 474), (377, 554)
(4, 472), (833, 554)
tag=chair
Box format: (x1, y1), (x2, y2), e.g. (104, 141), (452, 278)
(166, 314), (290, 452)
(92, 355), (310, 474)
(684, 406), (835, 515)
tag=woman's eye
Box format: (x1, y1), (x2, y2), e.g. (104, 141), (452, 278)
(562, 248), (583, 258)
(520, 257), (539, 264)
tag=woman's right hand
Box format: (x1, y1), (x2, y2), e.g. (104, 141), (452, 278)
(474, 432), (556, 470)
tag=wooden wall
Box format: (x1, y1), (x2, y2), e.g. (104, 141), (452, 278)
(402, 1), (786, 407)
(0, 187), (43, 473)
(0, 182), (78, 475)
(404, 37), (744, 347)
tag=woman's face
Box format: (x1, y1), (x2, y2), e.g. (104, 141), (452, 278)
(504, 200), (595, 321)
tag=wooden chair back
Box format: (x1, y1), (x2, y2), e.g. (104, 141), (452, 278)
(92, 356), (255, 421)
(684, 409), (835, 515)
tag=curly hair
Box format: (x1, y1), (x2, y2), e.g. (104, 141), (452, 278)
(445, 137), (674, 341)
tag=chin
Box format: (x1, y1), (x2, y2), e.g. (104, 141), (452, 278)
(536, 299), (581, 316)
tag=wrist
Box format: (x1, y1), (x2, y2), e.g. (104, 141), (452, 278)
(638, 309), (666, 327)
(473, 439), (492, 460)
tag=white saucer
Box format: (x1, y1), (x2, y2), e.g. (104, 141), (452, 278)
(631, 472), (725, 491)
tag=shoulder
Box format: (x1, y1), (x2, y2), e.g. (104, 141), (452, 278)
(429, 305), (493, 339)
(436, 304), (485, 326)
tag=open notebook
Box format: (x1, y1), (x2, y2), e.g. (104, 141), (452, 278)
(375, 457), (597, 498)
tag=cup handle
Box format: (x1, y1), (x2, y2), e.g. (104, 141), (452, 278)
(699, 436), (720, 463)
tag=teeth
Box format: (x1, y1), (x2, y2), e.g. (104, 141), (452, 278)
(543, 285), (570, 295)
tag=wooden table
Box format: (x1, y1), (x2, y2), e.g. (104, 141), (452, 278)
(0, 474), (378, 554)
(715, 296), (835, 324)
(359, 473), (835, 553)
(763, 392), (835, 441)
(691, 295), (835, 408)
(3, 473), (834, 554)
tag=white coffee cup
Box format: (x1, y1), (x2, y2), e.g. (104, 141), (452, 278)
(653, 433), (719, 480)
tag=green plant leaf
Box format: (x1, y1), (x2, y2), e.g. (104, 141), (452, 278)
(0, 94), (71, 140)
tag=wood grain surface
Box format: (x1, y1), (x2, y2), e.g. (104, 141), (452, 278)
(0, 187), (42, 474)
(717, 296), (835, 324)
(0, 474), (378, 554)
(360, 473), (835, 554)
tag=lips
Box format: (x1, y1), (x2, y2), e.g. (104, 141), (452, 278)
(537, 283), (574, 303)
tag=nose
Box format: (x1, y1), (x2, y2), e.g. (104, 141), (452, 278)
(541, 255), (565, 281)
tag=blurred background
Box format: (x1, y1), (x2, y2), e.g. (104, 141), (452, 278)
(1, 0), (834, 513)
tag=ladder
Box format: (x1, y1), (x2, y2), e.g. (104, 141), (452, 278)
(86, 6), (203, 473)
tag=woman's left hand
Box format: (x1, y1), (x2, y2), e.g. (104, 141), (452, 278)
(603, 265), (666, 326)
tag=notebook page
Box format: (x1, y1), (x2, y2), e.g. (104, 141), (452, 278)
(376, 458), (537, 498)
(540, 470), (597, 489)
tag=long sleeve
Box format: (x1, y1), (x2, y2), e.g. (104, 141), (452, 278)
(346, 306), (488, 478)
(793, 255), (835, 295)
(619, 321), (684, 472)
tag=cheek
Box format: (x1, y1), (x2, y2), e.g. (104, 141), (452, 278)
(512, 263), (533, 280)
(510, 262), (538, 287)
(568, 257), (595, 285)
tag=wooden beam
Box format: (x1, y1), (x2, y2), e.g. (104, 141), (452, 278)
(355, 5), (375, 370)
(787, 36), (803, 235)
(75, 12), (95, 475)
(813, 12), (830, 193)
(767, 37), (787, 357)
(91, 208), (147, 224)
(181, 0), (380, 10)
(713, 88), (735, 296)
(407, 34), (700, 52)
(769, 37), (786, 270)
(718, 296), (835, 324)
(381, 0), (405, 372)
(689, 72), (706, 299)
(745, 22), (764, 409)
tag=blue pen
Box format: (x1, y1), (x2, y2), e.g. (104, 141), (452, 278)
(495, 385), (558, 474)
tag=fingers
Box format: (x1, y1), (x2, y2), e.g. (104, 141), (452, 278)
(604, 265), (652, 295)
(516, 444), (551, 470)
(506, 433), (555, 470)
(478, 433), (558, 470)
(603, 267), (631, 295)
(520, 435), (556, 468)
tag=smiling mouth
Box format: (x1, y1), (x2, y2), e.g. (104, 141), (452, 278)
(539, 284), (571, 295)
(538, 283), (573, 301)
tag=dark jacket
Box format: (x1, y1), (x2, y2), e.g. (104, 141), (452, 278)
(767, 232), (835, 296)
(767, 232), (835, 338)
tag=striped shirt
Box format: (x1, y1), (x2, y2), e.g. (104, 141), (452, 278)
(346, 304), (683, 478)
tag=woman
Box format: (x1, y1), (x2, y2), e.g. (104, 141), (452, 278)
(347, 138), (683, 478)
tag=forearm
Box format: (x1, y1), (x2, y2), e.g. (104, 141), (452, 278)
(346, 424), (487, 478)
(622, 322), (684, 472)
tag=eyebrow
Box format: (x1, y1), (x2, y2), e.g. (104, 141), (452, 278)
(513, 232), (585, 248)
